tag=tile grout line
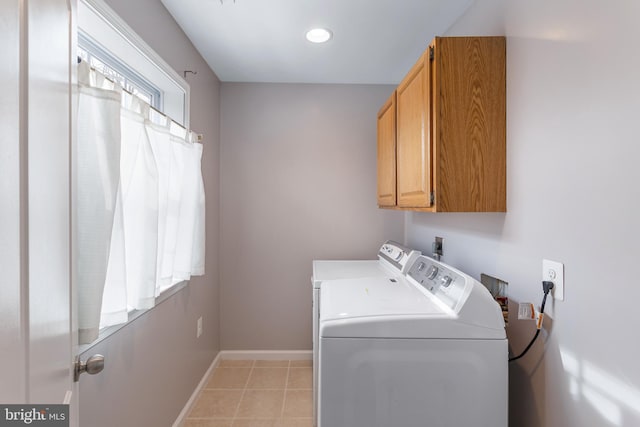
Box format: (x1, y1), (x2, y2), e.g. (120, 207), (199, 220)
(231, 359), (255, 424)
(198, 360), (307, 424)
(279, 360), (291, 420)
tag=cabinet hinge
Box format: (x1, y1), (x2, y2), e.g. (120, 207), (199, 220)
(429, 46), (434, 60)
(430, 191), (435, 205)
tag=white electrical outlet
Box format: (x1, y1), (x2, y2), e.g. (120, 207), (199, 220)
(543, 259), (564, 301)
(197, 316), (203, 338)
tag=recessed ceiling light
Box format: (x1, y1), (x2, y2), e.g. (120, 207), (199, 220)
(306, 28), (333, 44)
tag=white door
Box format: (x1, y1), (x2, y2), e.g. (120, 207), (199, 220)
(0, 0), (78, 424)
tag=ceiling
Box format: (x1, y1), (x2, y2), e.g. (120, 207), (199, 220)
(160, 0), (474, 84)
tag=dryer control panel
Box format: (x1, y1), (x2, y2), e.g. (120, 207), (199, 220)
(378, 240), (421, 274)
(406, 255), (468, 311)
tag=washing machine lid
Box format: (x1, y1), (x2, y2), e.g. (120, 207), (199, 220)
(320, 276), (506, 340)
(312, 260), (393, 288)
(321, 276), (447, 320)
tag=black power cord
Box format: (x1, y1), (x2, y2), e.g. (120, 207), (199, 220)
(508, 281), (554, 363)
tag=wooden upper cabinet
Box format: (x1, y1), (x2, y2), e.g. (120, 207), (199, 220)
(377, 36), (506, 212)
(396, 52), (431, 208)
(433, 37), (506, 212)
(377, 92), (397, 207)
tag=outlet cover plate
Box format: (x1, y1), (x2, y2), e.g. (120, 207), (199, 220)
(543, 259), (564, 301)
(197, 316), (203, 338)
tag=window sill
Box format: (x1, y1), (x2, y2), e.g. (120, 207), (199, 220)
(78, 280), (188, 355)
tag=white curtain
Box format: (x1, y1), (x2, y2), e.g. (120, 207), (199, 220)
(119, 97), (159, 310)
(146, 118), (174, 293)
(76, 63), (123, 344)
(75, 63), (205, 344)
(190, 141), (206, 276)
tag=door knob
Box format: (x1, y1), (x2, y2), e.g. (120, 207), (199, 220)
(74, 354), (105, 382)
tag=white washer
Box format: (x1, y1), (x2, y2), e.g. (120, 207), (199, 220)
(311, 241), (420, 426)
(318, 255), (508, 427)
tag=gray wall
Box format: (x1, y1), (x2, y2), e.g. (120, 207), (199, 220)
(79, 0), (221, 425)
(406, 0), (640, 426)
(220, 83), (404, 350)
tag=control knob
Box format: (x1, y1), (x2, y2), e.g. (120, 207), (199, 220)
(440, 275), (453, 287)
(427, 265), (438, 280)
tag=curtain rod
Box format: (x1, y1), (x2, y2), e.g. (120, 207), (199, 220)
(78, 58), (203, 144)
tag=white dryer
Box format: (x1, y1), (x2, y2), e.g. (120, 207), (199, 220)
(318, 255), (508, 427)
(311, 241), (420, 426)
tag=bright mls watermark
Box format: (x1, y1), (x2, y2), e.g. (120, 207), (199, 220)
(0, 405), (68, 426)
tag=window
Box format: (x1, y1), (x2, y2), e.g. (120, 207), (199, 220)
(77, 0), (201, 350)
(78, 0), (189, 126)
(78, 32), (162, 109)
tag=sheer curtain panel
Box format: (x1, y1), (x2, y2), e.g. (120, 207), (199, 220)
(119, 97), (159, 310)
(76, 62), (122, 344)
(75, 63), (205, 344)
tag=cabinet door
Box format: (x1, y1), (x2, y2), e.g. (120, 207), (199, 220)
(433, 37), (506, 212)
(377, 92), (397, 207)
(396, 53), (431, 208)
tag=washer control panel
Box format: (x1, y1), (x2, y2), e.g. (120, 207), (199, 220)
(406, 255), (465, 310)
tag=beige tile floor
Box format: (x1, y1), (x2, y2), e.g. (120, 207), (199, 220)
(184, 360), (313, 427)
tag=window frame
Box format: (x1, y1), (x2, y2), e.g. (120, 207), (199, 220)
(78, 0), (190, 127)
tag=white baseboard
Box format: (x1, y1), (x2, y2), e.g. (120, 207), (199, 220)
(172, 353), (221, 427)
(172, 350), (312, 426)
(219, 350), (312, 360)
